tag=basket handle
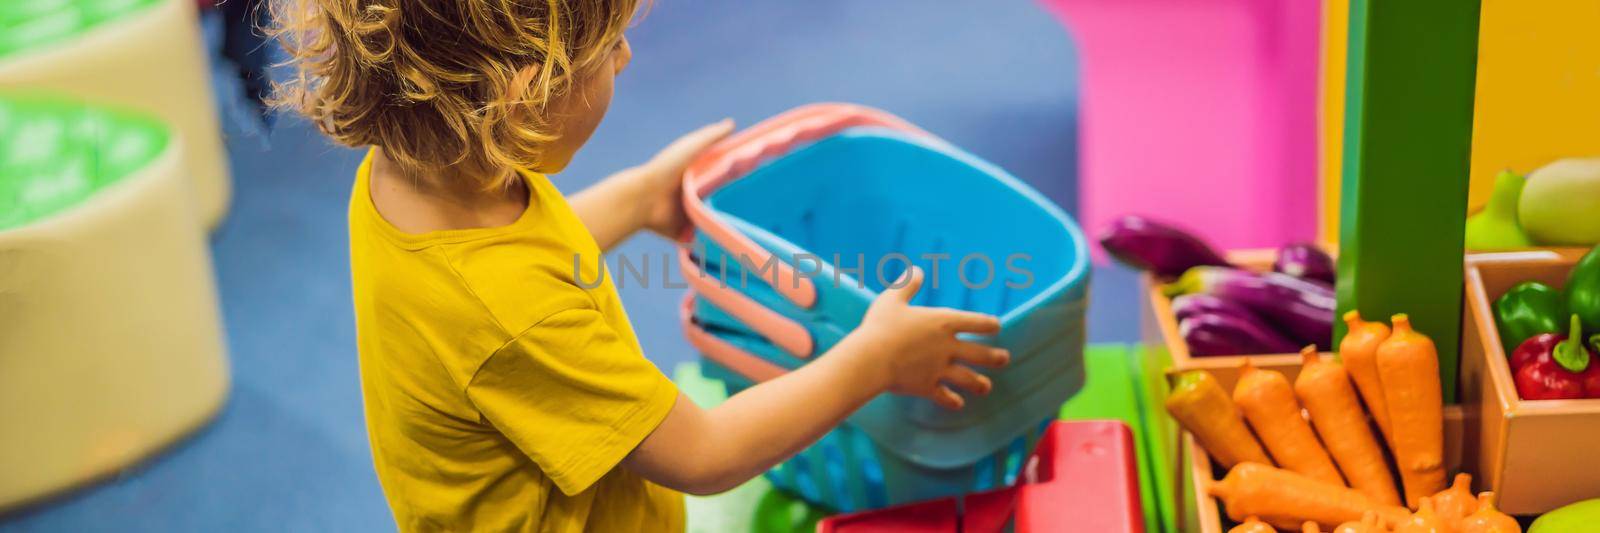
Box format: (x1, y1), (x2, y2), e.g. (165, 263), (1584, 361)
(676, 247), (815, 358)
(679, 104), (934, 310)
(678, 293), (788, 383)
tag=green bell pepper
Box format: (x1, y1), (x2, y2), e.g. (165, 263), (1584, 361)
(1569, 244), (1600, 339)
(1494, 280), (1567, 355)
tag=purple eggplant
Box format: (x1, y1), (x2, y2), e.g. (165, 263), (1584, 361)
(1180, 313), (1301, 356)
(1099, 215), (1230, 278)
(1172, 294), (1299, 352)
(1164, 266), (1335, 350)
(1172, 294), (1262, 324)
(1273, 242), (1336, 285)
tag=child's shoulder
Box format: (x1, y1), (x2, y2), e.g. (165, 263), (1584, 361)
(437, 237), (601, 336)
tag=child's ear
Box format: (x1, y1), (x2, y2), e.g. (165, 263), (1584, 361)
(612, 37), (632, 76)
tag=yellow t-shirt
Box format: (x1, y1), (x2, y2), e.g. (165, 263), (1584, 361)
(347, 151), (684, 532)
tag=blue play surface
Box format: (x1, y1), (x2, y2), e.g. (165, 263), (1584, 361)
(0, 1), (1148, 530)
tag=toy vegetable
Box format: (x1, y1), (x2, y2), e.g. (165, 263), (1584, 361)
(1464, 170), (1534, 251)
(1099, 215), (1230, 278)
(1333, 511), (1386, 533)
(1181, 313), (1301, 356)
(1393, 497), (1445, 533)
(1208, 463), (1409, 530)
(1340, 311), (1394, 448)
(1173, 293), (1259, 323)
(1568, 244), (1600, 334)
(1530, 497), (1600, 532)
(1294, 347), (1401, 506)
(1375, 314), (1445, 508)
(1166, 370), (1273, 468)
(1165, 266), (1335, 349)
(1519, 158), (1600, 246)
(1430, 473), (1477, 531)
(1494, 281), (1568, 356)
(1274, 243), (1336, 285)
(1228, 516), (1276, 533)
(1234, 361), (1345, 486)
(1172, 294), (1301, 356)
(1460, 492), (1520, 533)
(1510, 315), (1600, 400)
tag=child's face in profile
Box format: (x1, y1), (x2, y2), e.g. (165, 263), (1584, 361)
(535, 36), (633, 173)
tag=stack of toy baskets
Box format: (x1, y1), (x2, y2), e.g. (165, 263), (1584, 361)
(675, 103), (1091, 512)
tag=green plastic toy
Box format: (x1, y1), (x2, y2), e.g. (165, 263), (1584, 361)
(750, 490), (825, 533)
(0, 92), (169, 231)
(1464, 170), (1534, 251)
(1566, 244), (1600, 336)
(1530, 497), (1600, 533)
(1520, 158), (1600, 246)
(1494, 281), (1568, 355)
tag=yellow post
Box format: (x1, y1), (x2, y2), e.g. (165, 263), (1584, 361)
(1318, 0), (1349, 246)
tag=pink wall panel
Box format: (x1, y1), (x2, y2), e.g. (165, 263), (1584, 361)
(1041, 0), (1321, 259)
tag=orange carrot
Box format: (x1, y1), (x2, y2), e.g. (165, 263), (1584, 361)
(1228, 516), (1276, 533)
(1393, 497), (1445, 533)
(1295, 346), (1402, 506)
(1333, 511), (1386, 533)
(1209, 463), (1410, 530)
(1459, 492), (1520, 533)
(1340, 311), (1395, 447)
(1431, 473), (1478, 530)
(1167, 370), (1273, 468)
(1234, 360), (1345, 486)
(1304, 522), (1323, 533)
(1375, 314), (1446, 508)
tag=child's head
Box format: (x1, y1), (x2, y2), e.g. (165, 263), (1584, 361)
(271, 0), (638, 183)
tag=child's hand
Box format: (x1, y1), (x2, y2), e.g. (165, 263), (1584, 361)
(847, 267), (1010, 410)
(635, 119), (735, 237)
(625, 266), (1008, 495)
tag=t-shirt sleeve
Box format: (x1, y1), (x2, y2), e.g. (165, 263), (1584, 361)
(465, 307), (679, 496)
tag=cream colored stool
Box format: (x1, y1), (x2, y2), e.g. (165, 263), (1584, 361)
(0, 0), (232, 228)
(0, 96), (229, 511)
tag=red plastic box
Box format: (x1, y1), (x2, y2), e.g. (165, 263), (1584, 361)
(816, 421), (1143, 533)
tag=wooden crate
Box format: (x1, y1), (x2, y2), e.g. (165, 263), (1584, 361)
(1138, 248), (1337, 533)
(1460, 248), (1600, 515)
(1180, 407), (1466, 532)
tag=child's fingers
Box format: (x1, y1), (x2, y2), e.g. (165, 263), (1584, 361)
(954, 342), (1010, 368)
(657, 119), (735, 162)
(933, 308), (1001, 334)
(879, 266), (924, 303)
(928, 385), (965, 410)
(941, 365), (993, 396)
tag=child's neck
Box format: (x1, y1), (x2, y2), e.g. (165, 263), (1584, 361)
(368, 148), (531, 234)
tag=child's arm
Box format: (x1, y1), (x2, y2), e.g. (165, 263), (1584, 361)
(622, 267), (1010, 495)
(569, 120), (734, 250)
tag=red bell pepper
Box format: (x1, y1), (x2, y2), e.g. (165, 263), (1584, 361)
(1510, 315), (1600, 400)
